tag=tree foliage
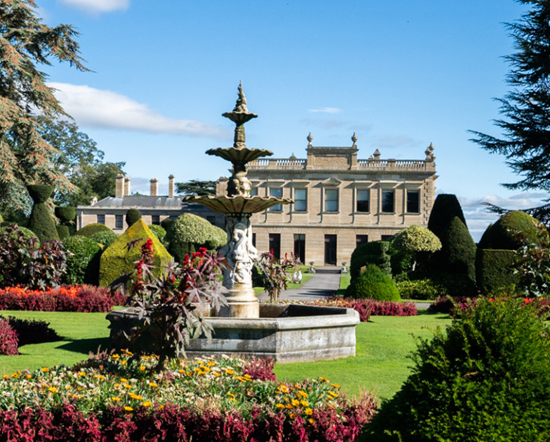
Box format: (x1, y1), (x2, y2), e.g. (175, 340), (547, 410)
(176, 180), (216, 196)
(392, 225), (442, 253)
(0, 0), (88, 212)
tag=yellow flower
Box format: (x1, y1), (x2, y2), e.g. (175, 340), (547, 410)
(225, 369), (235, 375)
(26, 375), (32, 379)
(178, 370), (185, 374)
(294, 384), (301, 389)
(2, 375), (8, 379)
(140, 365), (146, 371)
(124, 384), (132, 389)
(111, 354), (120, 360)
(112, 397), (121, 402)
(300, 400), (309, 407)
(121, 361), (127, 366)
(65, 385), (73, 390)
(305, 408), (313, 415)
(72, 394), (82, 400)
(142, 401), (153, 407)
(328, 391), (339, 398)
(285, 404), (293, 409)
(78, 372), (86, 377)
(291, 399), (300, 407)
(289, 413), (296, 420)
(244, 374), (252, 380)
(149, 382), (158, 388)
(319, 377), (329, 383)
(308, 418), (315, 425)
(48, 387), (58, 393)
(114, 383), (121, 389)
(120, 378), (128, 383)
(41, 367), (49, 373)
(158, 405), (165, 410)
(278, 385), (289, 394)
(298, 390), (308, 398)
(124, 406), (133, 412)
(10, 373), (18, 378)
(331, 384), (340, 389)
(213, 372), (221, 377)
(207, 361), (216, 367)
(227, 392), (235, 398)
(275, 404), (285, 409)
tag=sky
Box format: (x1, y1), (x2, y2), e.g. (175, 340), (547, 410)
(35, 0), (546, 240)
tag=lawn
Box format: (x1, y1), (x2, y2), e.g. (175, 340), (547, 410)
(0, 309), (452, 401)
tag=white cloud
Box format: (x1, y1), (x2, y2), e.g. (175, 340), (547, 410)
(373, 135), (417, 149)
(48, 83), (231, 139)
(58, 0), (129, 14)
(308, 107), (342, 114)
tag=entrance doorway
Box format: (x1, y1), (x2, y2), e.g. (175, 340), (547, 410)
(294, 234), (305, 264)
(324, 234), (337, 265)
(269, 233), (281, 260)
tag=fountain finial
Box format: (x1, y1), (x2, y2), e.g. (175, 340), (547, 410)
(233, 81), (249, 113)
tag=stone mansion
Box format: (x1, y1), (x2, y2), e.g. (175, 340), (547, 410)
(76, 135), (437, 265)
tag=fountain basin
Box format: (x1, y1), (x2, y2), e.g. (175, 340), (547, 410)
(107, 304), (359, 363)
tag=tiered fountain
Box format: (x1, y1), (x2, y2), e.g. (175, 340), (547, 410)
(183, 83), (291, 319)
(108, 85), (360, 362)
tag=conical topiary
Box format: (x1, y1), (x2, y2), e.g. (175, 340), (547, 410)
(27, 184), (59, 242)
(427, 194), (467, 239)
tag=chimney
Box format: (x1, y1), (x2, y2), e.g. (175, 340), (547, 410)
(373, 149), (381, 161)
(115, 174), (124, 197)
(124, 177), (131, 196)
(168, 174), (175, 197)
(150, 178), (158, 196)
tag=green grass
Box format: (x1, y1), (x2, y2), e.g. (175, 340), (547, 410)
(0, 309), (452, 402)
(274, 312), (452, 401)
(0, 311), (111, 375)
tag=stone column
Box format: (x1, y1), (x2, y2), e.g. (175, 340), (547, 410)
(124, 177), (131, 196)
(168, 175), (175, 197)
(115, 174), (124, 197)
(218, 213), (259, 318)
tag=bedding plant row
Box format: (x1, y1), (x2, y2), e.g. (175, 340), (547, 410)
(0, 350), (377, 442)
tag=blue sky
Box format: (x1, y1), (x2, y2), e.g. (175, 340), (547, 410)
(37, 0), (545, 240)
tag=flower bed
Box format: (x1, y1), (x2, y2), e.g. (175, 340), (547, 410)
(266, 298), (417, 322)
(0, 285), (126, 313)
(428, 295), (550, 315)
(0, 352), (378, 442)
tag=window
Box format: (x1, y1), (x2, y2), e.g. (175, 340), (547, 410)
(381, 190), (394, 213)
(252, 233), (256, 248)
(407, 190), (420, 213)
(269, 188), (282, 211)
(115, 215), (123, 229)
(356, 189), (370, 212)
(97, 214), (105, 225)
(294, 189), (307, 212)
(325, 189), (338, 212)
(356, 235), (368, 248)
(152, 215), (160, 225)
(206, 215), (216, 226)
(294, 234), (305, 264)
(249, 188), (258, 196)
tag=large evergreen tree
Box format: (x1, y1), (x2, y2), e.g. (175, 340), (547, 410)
(0, 0), (88, 212)
(176, 180), (216, 196)
(470, 0), (550, 221)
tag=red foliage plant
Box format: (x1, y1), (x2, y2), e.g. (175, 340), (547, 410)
(241, 357), (277, 382)
(0, 285), (126, 313)
(0, 318), (18, 355)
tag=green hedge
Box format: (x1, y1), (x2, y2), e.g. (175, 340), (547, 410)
(56, 225), (70, 240)
(346, 263), (400, 301)
(54, 206), (76, 224)
(75, 223), (111, 238)
(475, 248), (519, 294)
(90, 230), (119, 249)
(148, 224), (166, 242)
(62, 236), (102, 285)
(481, 210), (541, 250)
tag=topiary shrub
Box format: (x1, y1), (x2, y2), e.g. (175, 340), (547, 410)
(427, 193), (467, 238)
(56, 225), (70, 239)
(396, 278), (447, 300)
(477, 222), (493, 248)
(367, 297), (550, 441)
(75, 223), (111, 238)
(161, 218), (173, 231)
(0, 318), (18, 355)
(391, 225), (442, 272)
(475, 248), (519, 295)
(62, 236), (101, 285)
(350, 241), (391, 279)
(90, 230), (119, 249)
(125, 208), (141, 227)
(54, 206), (76, 225)
(164, 213), (227, 262)
(27, 184), (59, 242)
(483, 210), (542, 250)
(346, 264), (400, 301)
(99, 219), (173, 288)
(148, 224), (166, 242)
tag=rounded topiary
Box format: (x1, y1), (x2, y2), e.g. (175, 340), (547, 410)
(75, 223), (111, 238)
(165, 213), (228, 261)
(62, 236), (102, 285)
(90, 230), (119, 249)
(56, 225), (70, 240)
(161, 218), (174, 231)
(367, 297), (550, 441)
(392, 225), (442, 272)
(55, 206), (76, 225)
(350, 241), (392, 279)
(148, 224), (166, 242)
(0, 225), (38, 242)
(27, 184), (59, 242)
(484, 211), (542, 250)
(125, 208), (141, 227)
(427, 194), (467, 239)
(347, 263), (400, 301)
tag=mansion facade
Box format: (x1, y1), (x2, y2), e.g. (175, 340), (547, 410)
(76, 135), (437, 265)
